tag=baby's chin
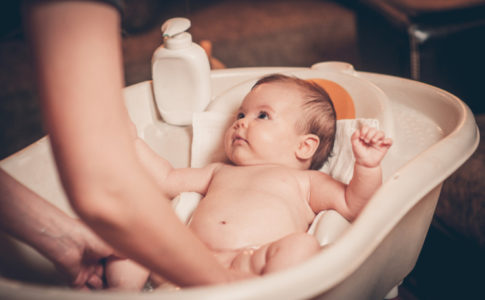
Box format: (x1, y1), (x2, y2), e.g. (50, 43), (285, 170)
(226, 156), (271, 167)
(225, 152), (305, 169)
(224, 153), (254, 167)
(225, 156), (246, 166)
(224, 147), (274, 166)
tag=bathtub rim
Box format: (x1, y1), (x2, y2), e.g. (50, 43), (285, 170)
(0, 67), (480, 300)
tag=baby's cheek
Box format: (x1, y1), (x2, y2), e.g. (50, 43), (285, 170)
(257, 130), (277, 144)
(223, 131), (235, 153)
(256, 133), (285, 157)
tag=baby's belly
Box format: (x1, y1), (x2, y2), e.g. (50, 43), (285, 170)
(188, 191), (309, 250)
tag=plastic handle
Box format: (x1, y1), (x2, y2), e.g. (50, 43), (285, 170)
(161, 18), (191, 37)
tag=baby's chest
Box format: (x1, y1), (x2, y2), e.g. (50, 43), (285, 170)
(212, 166), (308, 197)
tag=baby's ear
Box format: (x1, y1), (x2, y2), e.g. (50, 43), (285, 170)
(296, 134), (320, 160)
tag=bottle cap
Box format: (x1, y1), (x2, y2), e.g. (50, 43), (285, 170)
(161, 18), (191, 38)
(161, 18), (192, 49)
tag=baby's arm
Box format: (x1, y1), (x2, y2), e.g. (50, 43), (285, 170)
(345, 126), (392, 216)
(105, 256), (150, 290)
(133, 137), (221, 198)
(309, 126), (392, 220)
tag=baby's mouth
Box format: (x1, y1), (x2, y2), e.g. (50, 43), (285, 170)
(233, 134), (248, 145)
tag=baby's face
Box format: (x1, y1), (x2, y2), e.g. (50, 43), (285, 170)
(224, 82), (305, 167)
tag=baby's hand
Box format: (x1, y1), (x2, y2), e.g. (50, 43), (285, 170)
(351, 126), (392, 168)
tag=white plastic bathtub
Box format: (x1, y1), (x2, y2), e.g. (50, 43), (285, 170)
(0, 62), (479, 299)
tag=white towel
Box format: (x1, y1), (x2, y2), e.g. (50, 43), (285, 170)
(320, 118), (379, 184)
(172, 192), (202, 224)
(191, 111), (232, 168)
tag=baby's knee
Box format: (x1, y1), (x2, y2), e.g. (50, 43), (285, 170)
(261, 233), (320, 274)
(231, 248), (261, 275)
(105, 257), (150, 290)
(284, 233), (320, 257)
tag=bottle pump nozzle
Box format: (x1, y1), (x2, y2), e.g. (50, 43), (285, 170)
(161, 18), (191, 38)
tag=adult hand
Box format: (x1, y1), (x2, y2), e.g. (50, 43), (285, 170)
(0, 169), (113, 289)
(52, 219), (113, 289)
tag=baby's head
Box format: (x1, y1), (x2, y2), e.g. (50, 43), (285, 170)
(224, 74), (336, 170)
(253, 74), (336, 169)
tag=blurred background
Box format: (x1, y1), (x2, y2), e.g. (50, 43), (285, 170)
(1, 0), (484, 299)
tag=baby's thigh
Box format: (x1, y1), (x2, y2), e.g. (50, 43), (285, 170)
(229, 245), (269, 275)
(231, 233), (320, 275)
(261, 233), (320, 274)
(105, 257), (150, 290)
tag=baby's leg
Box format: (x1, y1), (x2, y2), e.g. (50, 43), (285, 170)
(231, 233), (320, 275)
(261, 233), (320, 274)
(105, 257), (150, 290)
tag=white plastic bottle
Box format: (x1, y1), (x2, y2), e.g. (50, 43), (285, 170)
(151, 18), (211, 125)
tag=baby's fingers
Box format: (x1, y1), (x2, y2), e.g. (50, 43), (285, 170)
(359, 126), (379, 144)
(373, 137), (393, 153)
(351, 129), (361, 142)
(370, 130), (385, 144)
(381, 137), (393, 147)
(86, 273), (104, 290)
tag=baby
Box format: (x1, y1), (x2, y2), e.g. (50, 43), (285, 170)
(105, 74), (392, 289)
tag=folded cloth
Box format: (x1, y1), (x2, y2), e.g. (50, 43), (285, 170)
(191, 111), (379, 184)
(320, 118), (379, 184)
(191, 111), (232, 168)
(172, 192), (202, 224)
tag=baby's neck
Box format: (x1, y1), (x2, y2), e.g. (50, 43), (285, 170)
(228, 160), (309, 170)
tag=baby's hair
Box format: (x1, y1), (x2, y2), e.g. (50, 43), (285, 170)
(252, 74), (336, 170)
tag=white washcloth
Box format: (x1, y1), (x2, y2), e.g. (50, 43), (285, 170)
(172, 192), (202, 224)
(191, 111), (232, 168)
(320, 118), (379, 184)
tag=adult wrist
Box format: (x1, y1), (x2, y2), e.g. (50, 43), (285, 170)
(33, 213), (82, 267)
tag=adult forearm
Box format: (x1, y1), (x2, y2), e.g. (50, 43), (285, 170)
(23, 1), (233, 286)
(0, 169), (82, 266)
(73, 165), (232, 286)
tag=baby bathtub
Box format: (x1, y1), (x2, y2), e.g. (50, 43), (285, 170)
(0, 62), (479, 299)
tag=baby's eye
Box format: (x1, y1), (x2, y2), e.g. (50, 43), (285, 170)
(258, 111), (270, 119)
(236, 112), (245, 120)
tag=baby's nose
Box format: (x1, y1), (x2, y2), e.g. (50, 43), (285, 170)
(234, 117), (247, 129)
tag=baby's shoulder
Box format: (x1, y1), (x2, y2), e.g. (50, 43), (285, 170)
(206, 161), (226, 173)
(208, 162), (239, 176)
(303, 169), (335, 183)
